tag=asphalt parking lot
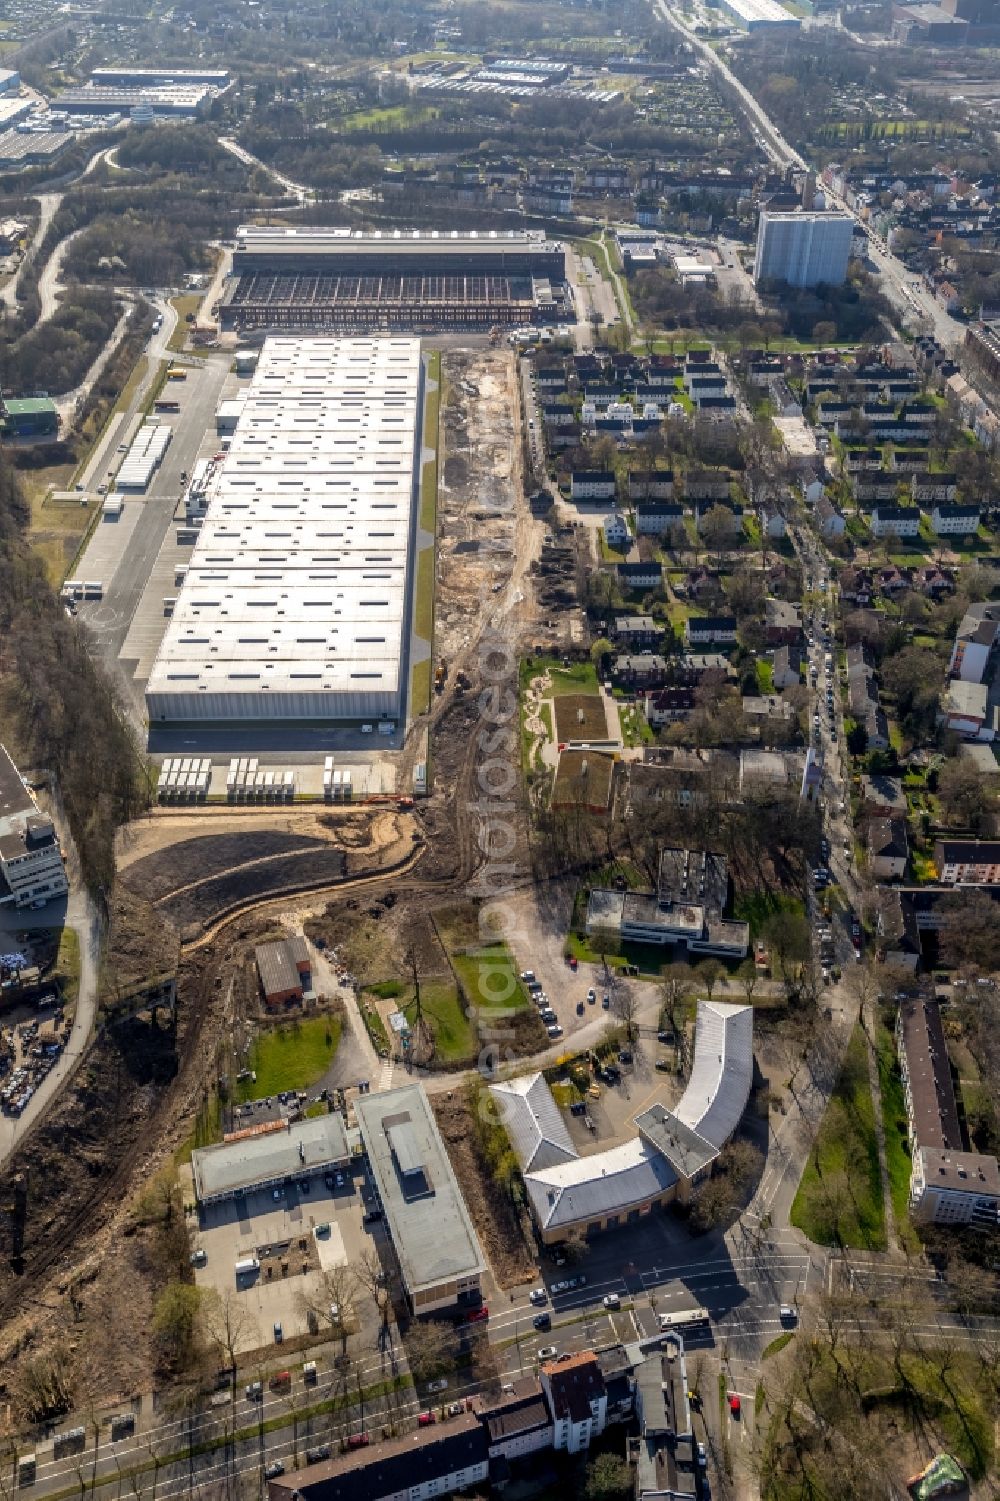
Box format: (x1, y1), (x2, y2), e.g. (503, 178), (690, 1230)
(190, 1171), (379, 1354)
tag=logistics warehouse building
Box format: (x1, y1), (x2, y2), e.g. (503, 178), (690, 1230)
(145, 336), (423, 726)
(221, 226), (571, 334)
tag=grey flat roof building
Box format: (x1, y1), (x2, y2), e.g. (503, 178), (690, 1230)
(355, 1083), (486, 1312)
(191, 1115), (350, 1204)
(233, 225), (566, 279)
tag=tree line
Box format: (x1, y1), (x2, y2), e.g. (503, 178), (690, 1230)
(0, 452), (148, 894)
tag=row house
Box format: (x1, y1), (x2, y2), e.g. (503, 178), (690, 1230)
(613, 654), (672, 690)
(629, 470), (675, 502)
(543, 403), (576, 427)
(694, 498), (744, 533)
(635, 500), (684, 537)
(852, 473), (901, 504)
(912, 471), (958, 502)
(842, 446), (884, 473)
(571, 471), (616, 502)
(870, 505), (921, 539)
(889, 447), (930, 474)
(612, 615), (662, 649)
(685, 615), (737, 647)
(930, 503), (981, 537)
(618, 561), (662, 592)
(684, 468), (733, 502)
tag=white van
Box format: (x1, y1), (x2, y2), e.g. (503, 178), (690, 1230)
(360, 723), (374, 734)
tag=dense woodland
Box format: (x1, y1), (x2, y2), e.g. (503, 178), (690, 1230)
(0, 454), (148, 893)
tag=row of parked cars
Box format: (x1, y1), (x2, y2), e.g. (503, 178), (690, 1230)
(520, 972), (563, 1039)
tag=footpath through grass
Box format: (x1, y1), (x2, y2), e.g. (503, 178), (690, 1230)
(235, 1014), (342, 1102)
(790, 1024), (886, 1251)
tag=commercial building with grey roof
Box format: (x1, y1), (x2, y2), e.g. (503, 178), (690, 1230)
(355, 1082), (486, 1313)
(492, 1001), (753, 1243)
(191, 1115), (350, 1205)
(0, 744), (67, 909)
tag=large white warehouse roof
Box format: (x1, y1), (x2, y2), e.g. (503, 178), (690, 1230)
(145, 336), (423, 725)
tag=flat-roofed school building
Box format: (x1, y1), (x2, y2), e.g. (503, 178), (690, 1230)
(145, 336), (423, 727)
(355, 1083), (486, 1315)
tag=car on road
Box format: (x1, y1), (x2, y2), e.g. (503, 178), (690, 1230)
(265, 1462), (285, 1479)
(688, 1389), (702, 1411)
(546, 1024), (563, 1039)
(602, 995), (610, 1009)
(655, 1059), (672, 1072)
(586, 988), (596, 1003)
(779, 1305), (798, 1324)
(466, 1305), (489, 1324)
(273, 1322), (283, 1342)
(346, 1434), (369, 1451)
(568, 1275), (587, 1289)
(603, 1293), (620, 1309)
(551, 1280), (570, 1294)
(537, 1346), (558, 1360)
(728, 1394), (741, 1418)
(306, 1445), (333, 1462)
(427, 1378), (448, 1393)
(447, 1402), (465, 1417)
(533, 1313), (551, 1330)
(418, 1412), (437, 1426)
(189, 1249), (206, 1266)
(529, 1288), (547, 1304)
(576, 1001), (585, 1015)
(245, 1382), (263, 1401)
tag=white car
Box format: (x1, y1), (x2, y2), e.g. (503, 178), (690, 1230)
(427, 1378), (449, 1393)
(529, 1288), (547, 1305)
(537, 1346), (558, 1361)
(603, 1293), (620, 1310)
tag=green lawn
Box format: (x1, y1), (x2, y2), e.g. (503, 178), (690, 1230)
(520, 654), (599, 697)
(790, 1025), (886, 1251)
(235, 1015), (342, 1102)
(450, 944), (531, 1020)
(413, 545), (435, 643)
(52, 926), (81, 1007)
(166, 294), (200, 352)
(401, 979), (475, 1064)
(419, 350), (440, 534)
(734, 891), (804, 943)
(875, 1023), (921, 1253)
(762, 1331), (795, 1360)
(410, 656), (431, 716)
(756, 659), (774, 693)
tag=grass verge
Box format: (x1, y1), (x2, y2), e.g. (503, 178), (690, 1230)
(52, 926), (81, 1007)
(875, 1021), (921, 1253)
(789, 1024), (886, 1251)
(413, 546), (435, 643)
